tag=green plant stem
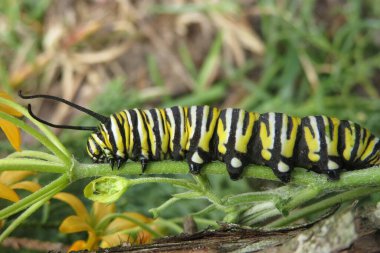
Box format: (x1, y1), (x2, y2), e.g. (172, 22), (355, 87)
(129, 176), (225, 210)
(247, 209), (282, 226)
(0, 158), (66, 173)
(192, 217), (219, 227)
(155, 219), (183, 233)
(201, 190), (224, 210)
(0, 111), (71, 165)
(192, 204), (217, 216)
(128, 177), (199, 191)
(192, 175), (224, 208)
(282, 186), (321, 212)
(323, 168), (380, 189)
(7, 150), (62, 163)
(240, 201), (280, 223)
(267, 186), (380, 228)
(149, 197), (180, 218)
(242, 187), (321, 225)
(225, 191), (282, 206)
(74, 162), (380, 189)
(74, 162), (313, 184)
(0, 174), (70, 219)
(0, 192), (52, 243)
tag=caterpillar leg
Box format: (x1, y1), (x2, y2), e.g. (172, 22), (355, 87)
(140, 156), (149, 172)
(272, 161), (292, 183)
(325, 168), (340, 180)
(109, 159), (115, 169)
(310, 159), (342, 180)
(325, 158), (342, 180)
(226, 156), (246, 180)
(187, 150), (208, 174)
(116, 156), (126, 169)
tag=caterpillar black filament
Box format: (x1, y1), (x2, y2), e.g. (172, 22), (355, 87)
(19, 92), (380, 182)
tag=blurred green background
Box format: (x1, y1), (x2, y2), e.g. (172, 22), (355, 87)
(0, 0), (380, 251)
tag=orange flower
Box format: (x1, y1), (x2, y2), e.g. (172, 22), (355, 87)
(0, 171), (40, 229)
(0, 171), (40, 203)
(54, 193), (159, 251)
(0, 92), (22, 151)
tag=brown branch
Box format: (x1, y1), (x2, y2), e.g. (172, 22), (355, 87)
(72, 226), (304, 253)
(1, 236), (69, 252)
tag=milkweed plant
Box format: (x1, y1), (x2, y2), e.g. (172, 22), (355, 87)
(1, 94), (380, 249)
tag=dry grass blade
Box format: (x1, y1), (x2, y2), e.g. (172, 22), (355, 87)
(72, 42), (132, 64)
(211, 13), (265, 66)
(299, 52), (319, 93)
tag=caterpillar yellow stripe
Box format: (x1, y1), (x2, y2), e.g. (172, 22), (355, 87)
(86, 106), (380, 182)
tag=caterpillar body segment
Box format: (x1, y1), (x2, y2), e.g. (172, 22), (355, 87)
(186, 106), (220, 174)
(19, 92), (380, 183)
(214, 108), (259, 180)
(165, 106), (189, 161)
(295, 116), (342, 179)
(251, 113), (302, 182)
(339, 120), (380, 169)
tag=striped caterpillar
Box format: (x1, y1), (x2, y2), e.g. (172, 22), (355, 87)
(20, 92), (380, 182)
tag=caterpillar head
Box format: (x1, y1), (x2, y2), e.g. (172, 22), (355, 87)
(86, 121), (128, 168)
(18, 91), (123, 166)
(86, 132), (112, 163)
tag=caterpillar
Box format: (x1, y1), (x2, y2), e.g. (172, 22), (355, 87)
(19, 91), (380, 182)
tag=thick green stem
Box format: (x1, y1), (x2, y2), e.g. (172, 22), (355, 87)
(74, 162), (380, 189)
(73, 162), (319, 184)
(322, 167), (380, 189)
(0, 158), (66, 173)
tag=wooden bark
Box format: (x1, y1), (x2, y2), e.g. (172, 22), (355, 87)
(69, 207), (380, 253)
